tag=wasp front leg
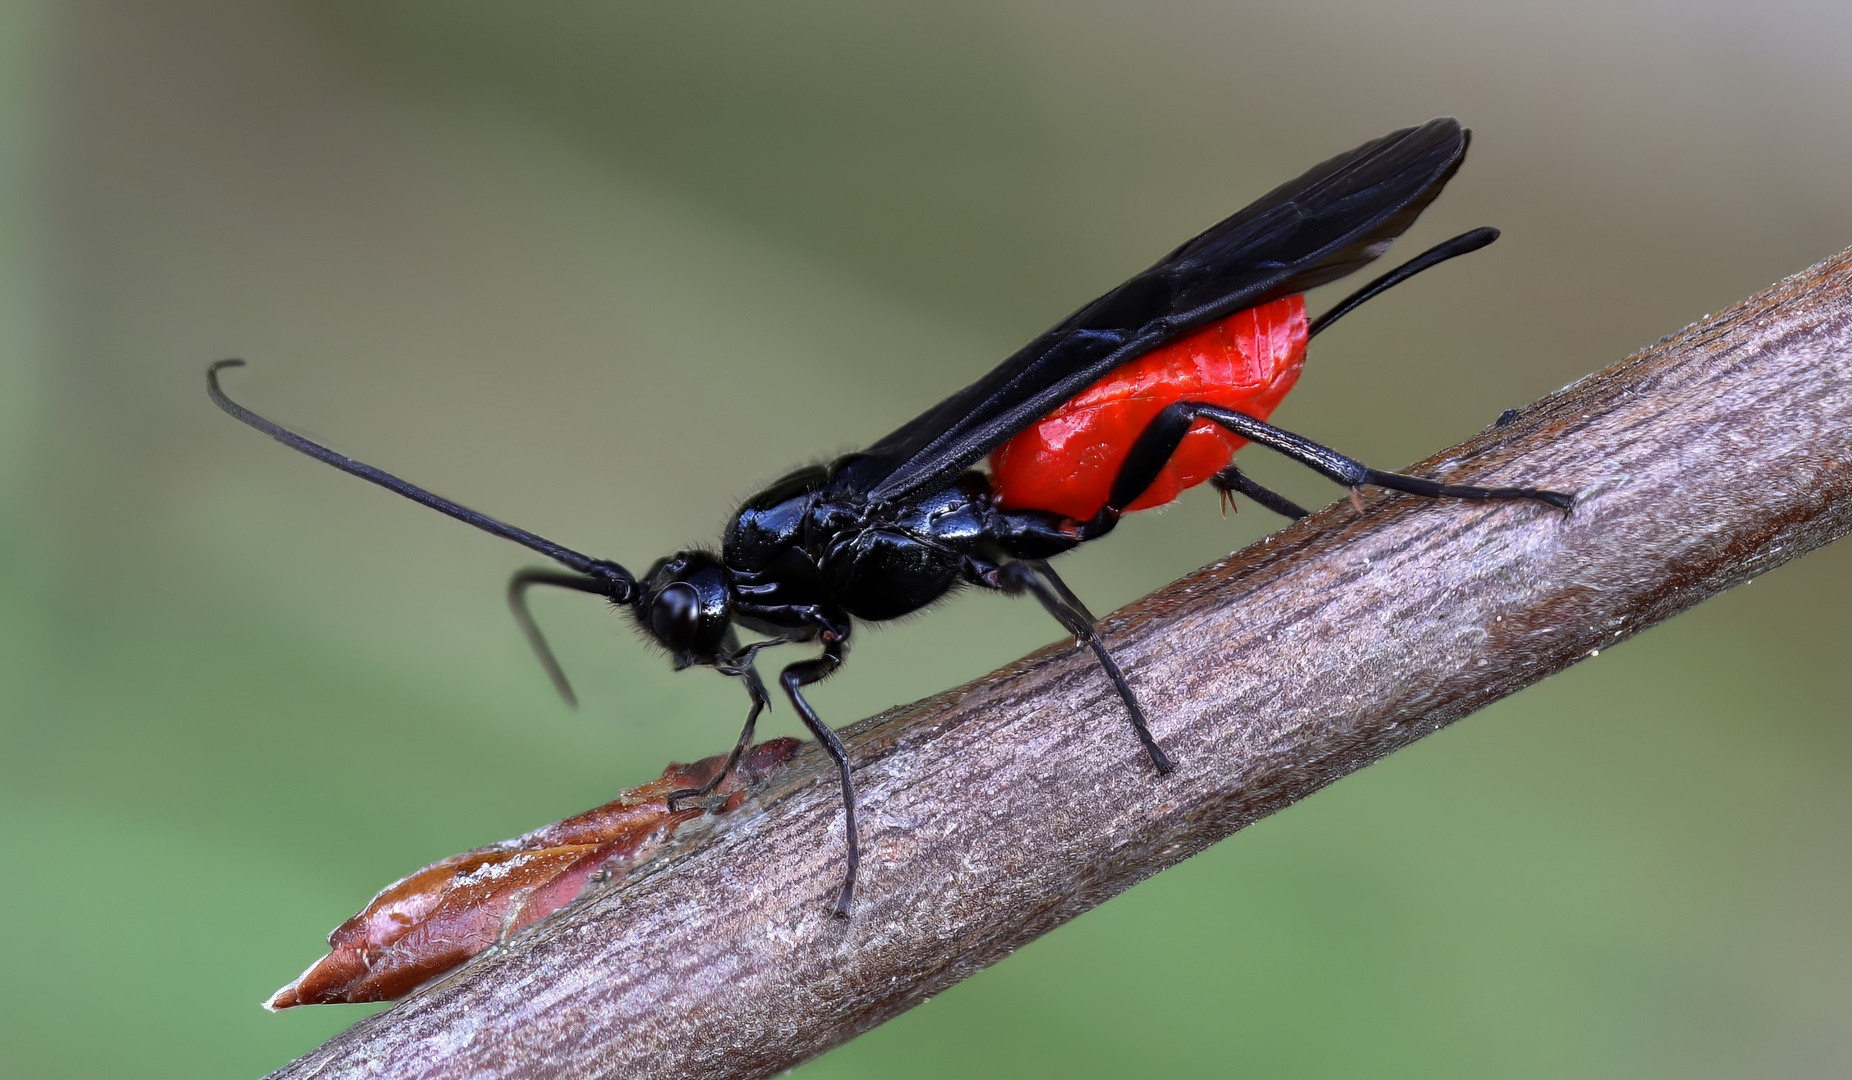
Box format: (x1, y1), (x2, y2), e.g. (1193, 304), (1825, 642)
(666, 640), (771, 812)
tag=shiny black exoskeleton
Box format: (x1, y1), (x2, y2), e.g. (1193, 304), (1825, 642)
(725, 460), (1081, 629)
(608, 457), (1154, 916)
(209, 119), (1572, 916)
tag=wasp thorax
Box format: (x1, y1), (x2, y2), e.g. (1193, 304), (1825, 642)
(638, 551), (732, 666)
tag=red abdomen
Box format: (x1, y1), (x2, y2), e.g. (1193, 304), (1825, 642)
(989, 295), (1308, 519)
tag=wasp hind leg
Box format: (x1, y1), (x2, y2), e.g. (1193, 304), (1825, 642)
(1114, 402), (1573, 514)
(1099, 408), (1314, 524)
(994, 559), (1173, 775)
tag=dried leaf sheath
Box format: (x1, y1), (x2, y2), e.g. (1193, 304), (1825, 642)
(267, 738), (803, 1009)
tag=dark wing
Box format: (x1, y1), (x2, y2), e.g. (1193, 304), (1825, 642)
(850, 117), (1471, 505)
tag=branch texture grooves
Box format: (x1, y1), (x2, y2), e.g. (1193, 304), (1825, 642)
(272, 247), (1852, 1080)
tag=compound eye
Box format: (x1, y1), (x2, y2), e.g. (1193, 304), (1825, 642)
(649, 582), (702, 649)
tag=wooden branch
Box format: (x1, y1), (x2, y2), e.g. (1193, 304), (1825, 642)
(271, 247), (1852, 1080)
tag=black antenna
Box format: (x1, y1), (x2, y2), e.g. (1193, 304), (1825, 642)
(207, 360), (638, 603)
(1309, 227), (1500, 338)
(508, 569), (621, 707)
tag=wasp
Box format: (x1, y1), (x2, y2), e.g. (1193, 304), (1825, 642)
(210, 118), (1569, 916)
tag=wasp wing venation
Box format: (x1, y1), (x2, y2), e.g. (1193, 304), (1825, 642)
(853, 117), (1470, 506)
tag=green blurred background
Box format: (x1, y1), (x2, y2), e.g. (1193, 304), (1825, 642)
(3, 2), (1848, 1076)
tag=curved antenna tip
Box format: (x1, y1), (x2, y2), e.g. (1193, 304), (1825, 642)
(509, 570), (615, 709)
(205, 361), (631, 585)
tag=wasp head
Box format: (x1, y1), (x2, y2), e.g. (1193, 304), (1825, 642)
(636, 550), (734, 669)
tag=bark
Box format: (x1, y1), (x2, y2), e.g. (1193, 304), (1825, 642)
(271, 246), (1852, 1080)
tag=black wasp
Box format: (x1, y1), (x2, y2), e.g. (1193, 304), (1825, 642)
(210, 118), (1569, 916)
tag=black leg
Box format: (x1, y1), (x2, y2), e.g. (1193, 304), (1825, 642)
(1104, 402), (1201, 514)
(996, 560), (1174, 775)
(1097, 406), (1312, 522)
(666, 666), (770, 812)
(1209, 464), (1310, 520)
(1120, 402), (1574, 512)
(779, 640), (860, 918)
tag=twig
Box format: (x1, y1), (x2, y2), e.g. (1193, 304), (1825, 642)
(271, 246), (1852, 1080)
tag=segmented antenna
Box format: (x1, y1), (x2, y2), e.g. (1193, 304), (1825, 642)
(208, 359), (642, 699)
